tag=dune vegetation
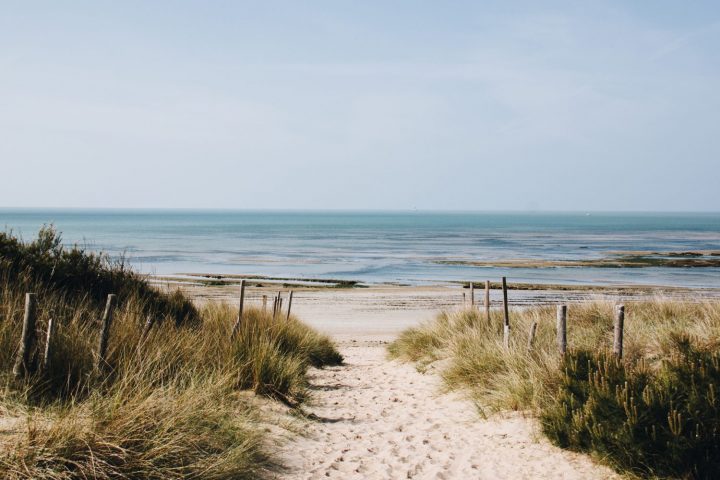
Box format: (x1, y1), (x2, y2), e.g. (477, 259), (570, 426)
(0, 227), (342, 479)
(389, 299), (720, 479)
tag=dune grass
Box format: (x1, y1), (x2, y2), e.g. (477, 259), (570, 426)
(0, 228), (342, 479)
(0, 226), (198, 324)
(389, 300), (720, 478)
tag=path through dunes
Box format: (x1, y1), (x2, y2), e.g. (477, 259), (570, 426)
(275, 342), (619, 480)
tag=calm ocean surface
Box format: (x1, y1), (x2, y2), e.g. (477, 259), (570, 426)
(1, 209), (719, 288)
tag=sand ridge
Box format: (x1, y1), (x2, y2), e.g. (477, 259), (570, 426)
(275, 342), (619, 480)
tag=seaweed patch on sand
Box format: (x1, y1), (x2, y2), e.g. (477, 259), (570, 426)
(437, 250), (720, 269)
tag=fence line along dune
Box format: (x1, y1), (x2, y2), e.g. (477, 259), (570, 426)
(389, 298), (720, 478)
(0, 227), (342, 479)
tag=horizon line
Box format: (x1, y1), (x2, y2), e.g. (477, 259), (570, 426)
(1, 207), (719, 215)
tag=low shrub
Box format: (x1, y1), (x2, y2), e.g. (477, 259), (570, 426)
(542, 337), (720, 479)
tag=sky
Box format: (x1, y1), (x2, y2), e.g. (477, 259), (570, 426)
(1, 1), (719, 211)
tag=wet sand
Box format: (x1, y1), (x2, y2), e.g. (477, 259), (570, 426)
(161, 280), (720, 341)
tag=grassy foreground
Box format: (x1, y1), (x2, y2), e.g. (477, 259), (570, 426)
(389, 300), (720, 479)
(0, 228), (342, 479)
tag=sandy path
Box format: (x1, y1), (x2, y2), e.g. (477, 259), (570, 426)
(276, 342), (619, 480)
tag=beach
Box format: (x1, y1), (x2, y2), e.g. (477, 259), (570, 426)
(4, 1), (720, 476)
(3, 209), (720, 478)
(171, 279), (716, 479)
(168, 278), (720, 341)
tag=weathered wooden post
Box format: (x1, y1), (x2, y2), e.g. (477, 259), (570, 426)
(286, 290), (294, 321)
(272, 296), (278, 318)
(238, 279), (246, 321)
(41, 317), (56, 372)
(95, 294), (117, 370)
(262, 295), (268, 312)
(613, 305), (625, 358)
(140, 315), (154, 342)
(557, 305), (567, 355)
(462, 292), (466, 306)
(13, 293), (38, 378)
(527, 321), (538, 351)
(484, 280), (491, 323)
(502, 277), (510, 348)
(230, 280), (246, 338)
(470, 282), (475, 308)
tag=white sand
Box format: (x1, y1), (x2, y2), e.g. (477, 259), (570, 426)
(275, 342), (619, 480)
(171, 282), (645, 478)
(170, 281), (712, 340)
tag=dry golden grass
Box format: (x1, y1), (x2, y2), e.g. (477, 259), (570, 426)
(0, 289), (341, 479)
(389, 299), (720, 412)
(0, 287), (341, 479)
(0, 229), (342, 479)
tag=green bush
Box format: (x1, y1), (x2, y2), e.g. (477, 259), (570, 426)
(542, 337), (720, 479)
(0, 226), (198, 324)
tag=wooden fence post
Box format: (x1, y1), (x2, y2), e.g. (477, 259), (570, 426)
(470, 282), (474, 307)
(272, 296), (278, 318)
(95, 294), (117, 370)
(41, 317), (56, 372)
(484, 280), (490, 323)
(502, 277), (510, 348)
(286, 290), (293, 321)
(13, 293), (37, 378)
(614, 305), (625, 358)
(462, 292), (466, 306)
(230, 280), (246, 338)
(527, 321), (538, 350)
(557, 305), (567, 355)
(238, 279), (246, 322)
(140, 315), (154, 342)
(262, 295), (267, 312)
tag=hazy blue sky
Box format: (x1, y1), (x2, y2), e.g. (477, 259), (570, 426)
(1, 1), (719, 211)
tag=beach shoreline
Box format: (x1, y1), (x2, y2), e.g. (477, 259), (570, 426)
(157, 273), (720, 340)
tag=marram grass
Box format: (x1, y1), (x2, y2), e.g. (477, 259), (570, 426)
(0, 228), (342, 479)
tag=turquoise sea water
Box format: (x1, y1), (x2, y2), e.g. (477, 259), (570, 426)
(1, 209), (719, 288)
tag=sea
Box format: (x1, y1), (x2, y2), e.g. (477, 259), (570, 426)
(1, 209), (719, 288)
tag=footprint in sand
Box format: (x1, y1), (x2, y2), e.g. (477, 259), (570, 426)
(275, 343), (620, 480)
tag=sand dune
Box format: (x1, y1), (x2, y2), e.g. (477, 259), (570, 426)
(275, 342), (619, 480)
